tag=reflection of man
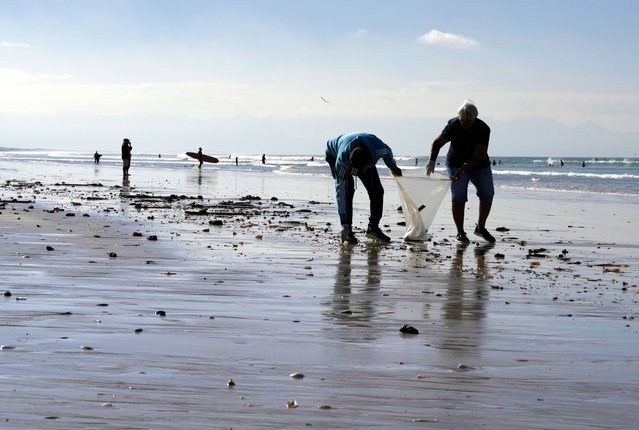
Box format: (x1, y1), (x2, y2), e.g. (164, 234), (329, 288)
(120, 177), (131, 206)
(332, 249), (353, 316)
(328, 248), (380, 327)
(446, 244), (490, 321)
(325, 132), (402, 244)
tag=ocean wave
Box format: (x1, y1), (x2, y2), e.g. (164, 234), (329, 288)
(533, 157), (639, 166)
(494, 169), (639, 180)
(499, 184), (639, 198)
(2, 150), (637, 197)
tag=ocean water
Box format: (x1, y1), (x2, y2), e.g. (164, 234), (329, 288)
(1, 149), (638, 198)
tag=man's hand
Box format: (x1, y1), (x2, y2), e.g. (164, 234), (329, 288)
(426, 160), (436, 176)
(391, 168), (402, 177)
(451, 164), (467, 181)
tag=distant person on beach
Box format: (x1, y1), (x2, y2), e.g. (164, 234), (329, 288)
(582, 161), (586, 167)
(197, 147), (203, 170)
(325, 132), (402, 244)
(121, 138), (132, 178)
(235, 156), (238, 166)
(262, 153), (266, 164)
(426, 100), (495, 244)
(93, 151), (102, 164)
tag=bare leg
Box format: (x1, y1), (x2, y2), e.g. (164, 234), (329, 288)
(452, 202), (466, 234)
(477, 201), (492, 229)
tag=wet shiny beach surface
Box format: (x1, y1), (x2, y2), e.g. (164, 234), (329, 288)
(1, 173), (638, 429)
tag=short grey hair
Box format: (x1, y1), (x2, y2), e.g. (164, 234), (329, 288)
(457, 99), (478, 119)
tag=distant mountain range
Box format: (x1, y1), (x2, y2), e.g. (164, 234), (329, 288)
(1, 114), (637, 157)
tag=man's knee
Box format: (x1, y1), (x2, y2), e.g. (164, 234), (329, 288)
(450, 183), (468, 203)
(475, 183), (494, 202)
(477, 190), (494, 203)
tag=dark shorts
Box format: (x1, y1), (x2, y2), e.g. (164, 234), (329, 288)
(446, 165), (494, 204)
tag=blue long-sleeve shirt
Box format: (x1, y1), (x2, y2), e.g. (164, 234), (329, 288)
(325, 132), (400, 178)
(325, 132), (400, 225)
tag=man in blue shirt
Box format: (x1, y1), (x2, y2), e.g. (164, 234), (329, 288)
(325, 132), (402, 244)
(426, 100), (495, 244)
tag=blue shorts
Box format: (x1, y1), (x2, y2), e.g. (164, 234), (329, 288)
(446, 165), (494, 204)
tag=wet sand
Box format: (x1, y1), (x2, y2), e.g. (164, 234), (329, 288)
(1, 174), (638, 429)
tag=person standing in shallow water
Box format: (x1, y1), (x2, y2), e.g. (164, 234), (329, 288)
(121, 138), (132, 178)
(325, 132), (402, 244)
(426, 100), (496, 245)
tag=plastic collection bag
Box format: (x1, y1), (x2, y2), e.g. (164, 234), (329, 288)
(395, 171), (449, 241)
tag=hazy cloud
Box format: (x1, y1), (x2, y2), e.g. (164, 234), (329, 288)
(347, 28), (369, 38)
(1, 67), (637, 137)
(39, 74), (76, 81)
(1, 41), (31, 48)
(416, 29), (478, 49)
(0, 68), (74, 83)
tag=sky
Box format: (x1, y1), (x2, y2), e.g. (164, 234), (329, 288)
(1, 0), (638, 157)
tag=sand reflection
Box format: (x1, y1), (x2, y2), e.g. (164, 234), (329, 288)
(121, 177), (130, 192)
(185, 168), (218, 196)
(328, 245), (381, 326)
(445, 243), (492, 320)
(117, 177), (132, 215)
(435, 243), (493, 355)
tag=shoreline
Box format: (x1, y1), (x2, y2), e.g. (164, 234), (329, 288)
(1, 173), (638, 429)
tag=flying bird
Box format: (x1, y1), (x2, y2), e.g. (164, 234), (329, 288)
(321, 96), (331, 103)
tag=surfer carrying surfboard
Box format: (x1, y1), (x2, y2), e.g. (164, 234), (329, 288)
(186, 150), (219, 165)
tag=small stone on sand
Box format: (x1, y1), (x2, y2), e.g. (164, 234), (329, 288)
(399, 324), (419, 335)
